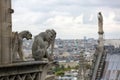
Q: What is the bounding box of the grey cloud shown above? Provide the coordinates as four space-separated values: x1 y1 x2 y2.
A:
113 11 120 24
12 0 120 39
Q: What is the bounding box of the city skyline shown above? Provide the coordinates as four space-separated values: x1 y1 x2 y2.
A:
12 0 120 39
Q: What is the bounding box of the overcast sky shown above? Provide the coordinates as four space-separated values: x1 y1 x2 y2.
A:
12 0 120 39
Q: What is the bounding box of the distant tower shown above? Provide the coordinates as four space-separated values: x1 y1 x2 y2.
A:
77 51 85 80
84 36 87 51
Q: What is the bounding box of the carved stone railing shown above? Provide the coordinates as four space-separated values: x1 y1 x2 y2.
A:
0 61 51 80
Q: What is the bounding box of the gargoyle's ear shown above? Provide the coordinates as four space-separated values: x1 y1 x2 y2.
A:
46 29 51 33
51 29 56 35
26 31 29 33
26 31 30 34
26 31 32 36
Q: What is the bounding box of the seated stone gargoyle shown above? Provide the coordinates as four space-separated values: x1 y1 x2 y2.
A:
32 29 56 61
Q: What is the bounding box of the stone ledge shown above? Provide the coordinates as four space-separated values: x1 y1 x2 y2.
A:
0 61 49 68
0 61 49 77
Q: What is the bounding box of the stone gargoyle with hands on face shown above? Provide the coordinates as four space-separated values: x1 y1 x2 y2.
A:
32 29 56 61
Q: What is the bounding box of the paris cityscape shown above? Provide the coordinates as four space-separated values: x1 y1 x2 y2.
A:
0 0 120 80
22 38 120 80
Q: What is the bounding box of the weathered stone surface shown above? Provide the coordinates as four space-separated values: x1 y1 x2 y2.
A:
0 61 51 80
98 12 103 34
32 29 56 61
12 31 32 61
0 1 56 80
0 0 13 64
90 12 106 80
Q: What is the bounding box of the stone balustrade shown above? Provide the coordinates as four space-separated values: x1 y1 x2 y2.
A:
0 61 51 80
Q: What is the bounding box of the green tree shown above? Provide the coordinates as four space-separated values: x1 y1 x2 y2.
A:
56 71 64 76
61 65 65 70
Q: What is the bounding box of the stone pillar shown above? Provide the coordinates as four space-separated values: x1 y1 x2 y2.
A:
98 12 103 34
98 12 104 48
0 0 13 64
0 3 1 64
91 12 104 80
